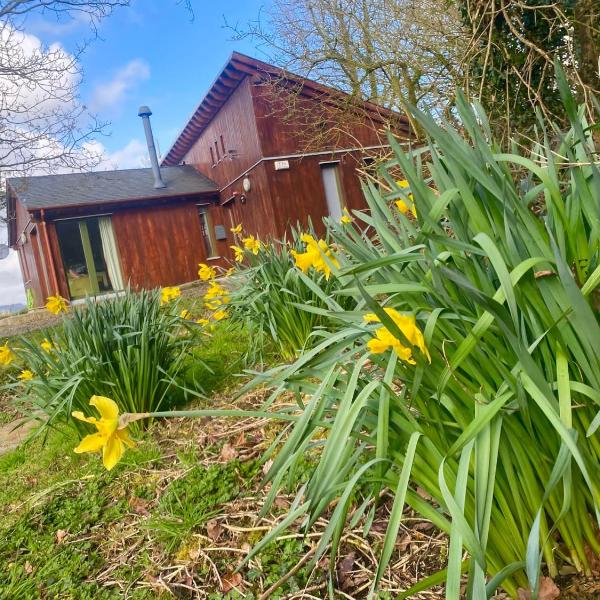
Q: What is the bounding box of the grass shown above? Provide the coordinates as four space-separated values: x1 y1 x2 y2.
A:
0 310 451 599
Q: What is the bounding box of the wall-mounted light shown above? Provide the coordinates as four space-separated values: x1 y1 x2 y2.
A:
242 177 251 193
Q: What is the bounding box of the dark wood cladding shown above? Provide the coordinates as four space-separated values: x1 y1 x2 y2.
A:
12 198 50 307
46 223 70 300
218 162 277 239
111 201 209 289
251 82 394 157
183 77 261 190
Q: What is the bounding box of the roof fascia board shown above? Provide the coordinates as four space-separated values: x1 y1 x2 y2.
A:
18 190 219 216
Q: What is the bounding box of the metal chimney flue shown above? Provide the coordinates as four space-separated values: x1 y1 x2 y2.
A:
138 105 166 189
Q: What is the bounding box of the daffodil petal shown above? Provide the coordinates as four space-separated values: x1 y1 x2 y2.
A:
74 432 106 454
367 338 390 354
116 428 136 448
90 396 119 421
72 411 97 424
102 435 124 470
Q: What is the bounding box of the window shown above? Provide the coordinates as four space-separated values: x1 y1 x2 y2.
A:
198 207 216 257
220 135 226 154
320 162 344 221
209 146 215 166
55 216 123 299
214 140 221 161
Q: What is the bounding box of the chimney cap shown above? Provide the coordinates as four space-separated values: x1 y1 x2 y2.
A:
138 105 152 117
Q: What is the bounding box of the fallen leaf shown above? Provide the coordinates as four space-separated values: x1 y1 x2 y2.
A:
24 561 33 575
55 529 68 544
274 496 289 509
221 571 243 592
206 519 223 541
517 577 560 600
336 552 356 591
235 432 247 446
220 443 237 461
262 459 274 475
397 533 412 551
188 548 201 561
129 496 150 516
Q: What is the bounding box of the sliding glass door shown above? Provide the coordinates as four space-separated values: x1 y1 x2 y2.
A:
55 216 123 299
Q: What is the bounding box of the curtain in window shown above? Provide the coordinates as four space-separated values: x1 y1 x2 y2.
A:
98 217 124 291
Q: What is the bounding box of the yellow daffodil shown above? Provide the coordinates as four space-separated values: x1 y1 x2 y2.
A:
205 282 229 300
195 318 210 326
364 308 430 364
41 339 53 353
46 295 68 315
242 235 261 255
204 281 230 311
395 179 417 217
341 207 353 224
18 369 33 381
230 245 244 263
212 309 228 321
198 263 216 281
72 396 135 470
180 309 191 319
225 267 235 277
230 223 242 235
204 300 220 310
291 233 340 280
160 286 181 305
0 342 14 366
395 199 417 218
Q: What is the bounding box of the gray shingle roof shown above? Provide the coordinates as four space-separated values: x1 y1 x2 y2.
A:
7 165 218 210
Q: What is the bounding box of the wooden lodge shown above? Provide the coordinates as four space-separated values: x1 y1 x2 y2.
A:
7 52 409 307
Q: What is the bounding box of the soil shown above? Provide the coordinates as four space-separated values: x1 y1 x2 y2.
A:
0 416 37 456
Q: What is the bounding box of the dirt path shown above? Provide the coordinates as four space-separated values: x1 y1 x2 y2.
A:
0 416 37 456
0 309 61 340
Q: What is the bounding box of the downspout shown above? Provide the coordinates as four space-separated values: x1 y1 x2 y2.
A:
40 208 60 296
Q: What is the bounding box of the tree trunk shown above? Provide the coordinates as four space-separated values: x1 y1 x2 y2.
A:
573 0 600 94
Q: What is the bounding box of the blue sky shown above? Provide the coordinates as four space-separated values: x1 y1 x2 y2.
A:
29 0 268 164
1 0 269 305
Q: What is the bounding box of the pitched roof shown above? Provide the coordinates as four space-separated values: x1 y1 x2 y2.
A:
7 165 218 211
162 52 410 167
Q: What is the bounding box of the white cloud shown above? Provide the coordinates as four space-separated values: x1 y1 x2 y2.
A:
0 251 26 306
84 138 149 170
89 59 150 113
25 11 92 38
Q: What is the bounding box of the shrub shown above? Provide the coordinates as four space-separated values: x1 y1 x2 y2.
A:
230 226 353 361
248 69 600 598
9 289 192 429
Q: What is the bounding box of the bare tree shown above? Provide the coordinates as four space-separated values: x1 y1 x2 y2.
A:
460 0 600 138
228 0 467 136
0 0 137 229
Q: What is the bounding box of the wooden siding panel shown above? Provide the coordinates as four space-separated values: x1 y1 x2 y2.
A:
112 202 208 289
12 199 49 307
216 161 279 241
263 151 369 237
183 77 262 190
46 222 70 300
251 82 392 157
